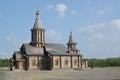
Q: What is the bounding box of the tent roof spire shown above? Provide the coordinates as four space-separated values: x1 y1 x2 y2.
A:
33 10 43 28
68 31 76 44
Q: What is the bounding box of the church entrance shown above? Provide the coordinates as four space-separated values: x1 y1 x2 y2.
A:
40 55 52 70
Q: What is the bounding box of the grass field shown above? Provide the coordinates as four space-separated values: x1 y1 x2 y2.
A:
0 67 120 80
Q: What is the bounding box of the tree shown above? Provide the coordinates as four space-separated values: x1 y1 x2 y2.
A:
88 57 120 68
0 59 10 67
0 59 2 67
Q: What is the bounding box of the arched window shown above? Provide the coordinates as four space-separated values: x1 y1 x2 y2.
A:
64 59 68 66
55 58 59 66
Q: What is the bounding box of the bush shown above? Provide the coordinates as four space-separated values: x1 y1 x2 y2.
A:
73 67 81 70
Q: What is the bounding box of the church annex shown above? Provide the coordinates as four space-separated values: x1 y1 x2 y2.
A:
10 10 88 70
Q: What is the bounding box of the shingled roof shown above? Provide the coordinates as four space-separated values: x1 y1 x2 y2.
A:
45 43 80 56
13 51 26 61
68 32 76 44
33 10 43 29
46 43 67 51
20 43 81 56
22 44 44 55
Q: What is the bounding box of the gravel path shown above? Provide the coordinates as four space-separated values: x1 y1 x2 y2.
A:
0 68 120 80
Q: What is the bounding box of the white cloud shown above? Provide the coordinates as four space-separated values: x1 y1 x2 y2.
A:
97 7 113 15
76 19 120 58
72 10 77 14
46 30 62 43
0 51 7 57
56 3 68 17
46 4 53 10
1 33 29 59
6 33 25 50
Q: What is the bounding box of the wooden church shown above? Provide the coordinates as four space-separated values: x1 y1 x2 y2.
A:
10 10 88 70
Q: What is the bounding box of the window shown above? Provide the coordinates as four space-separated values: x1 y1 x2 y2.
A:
64 59 68 66
32 58 36 66
74 59 78 66
55 58 59 66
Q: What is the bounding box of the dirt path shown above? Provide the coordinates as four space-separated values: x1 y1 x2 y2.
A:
0 68 120 80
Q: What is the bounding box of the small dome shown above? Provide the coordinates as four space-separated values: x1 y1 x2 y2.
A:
36 10 40 15
33 10 43 29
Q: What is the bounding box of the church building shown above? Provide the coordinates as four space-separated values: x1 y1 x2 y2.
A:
10 10 88 70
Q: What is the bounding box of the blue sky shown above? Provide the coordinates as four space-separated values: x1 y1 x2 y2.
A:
0 0 120 59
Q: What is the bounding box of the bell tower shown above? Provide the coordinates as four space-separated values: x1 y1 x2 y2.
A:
67 32 79 54
30 10 45 47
